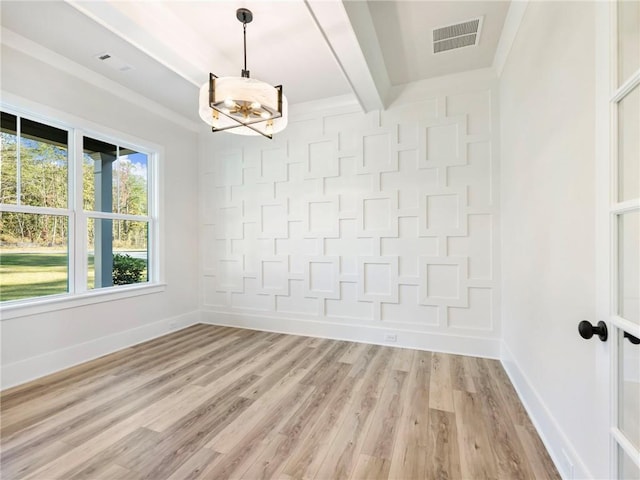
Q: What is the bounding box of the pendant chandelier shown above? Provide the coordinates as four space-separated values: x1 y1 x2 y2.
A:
198 8 288 139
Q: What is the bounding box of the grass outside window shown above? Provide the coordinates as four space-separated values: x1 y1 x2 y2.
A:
0 249 148 302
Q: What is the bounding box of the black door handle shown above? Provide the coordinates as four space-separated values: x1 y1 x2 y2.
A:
624 331 640 345
578 320 608 341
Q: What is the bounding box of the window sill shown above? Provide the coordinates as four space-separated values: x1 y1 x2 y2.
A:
0 283 167 320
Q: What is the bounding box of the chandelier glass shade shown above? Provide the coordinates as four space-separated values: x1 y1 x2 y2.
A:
198 74 288 137
198 8 288 139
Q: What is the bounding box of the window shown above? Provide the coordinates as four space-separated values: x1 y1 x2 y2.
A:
0 109 159 306
83 137 151 290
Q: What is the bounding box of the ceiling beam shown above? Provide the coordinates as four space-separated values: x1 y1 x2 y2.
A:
1 27 202 132
64 0 233 88
304 0 390 112
492 0 529 77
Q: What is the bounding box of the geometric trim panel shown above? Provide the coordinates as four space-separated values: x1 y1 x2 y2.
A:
304 136 339 179
214 255 245 294
357 127 400 174
303 256 340 300
418 115 467 168
357 191 399 238
257 256 289 295
418 256 469 307
418 187 468 237
304 196 340 238
357 256 399 303
259 202 289 239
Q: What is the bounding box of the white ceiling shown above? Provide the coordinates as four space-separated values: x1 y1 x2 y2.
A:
0 0 510 124
369 1 509 84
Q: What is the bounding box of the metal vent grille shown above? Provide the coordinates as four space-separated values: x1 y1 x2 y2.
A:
433 18 482 53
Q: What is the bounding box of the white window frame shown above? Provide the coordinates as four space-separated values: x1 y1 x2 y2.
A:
0 103 164 320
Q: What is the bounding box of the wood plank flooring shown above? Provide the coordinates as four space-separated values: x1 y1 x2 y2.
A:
0 324 560 479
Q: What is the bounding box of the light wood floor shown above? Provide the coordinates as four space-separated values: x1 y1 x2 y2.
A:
1 324 559 479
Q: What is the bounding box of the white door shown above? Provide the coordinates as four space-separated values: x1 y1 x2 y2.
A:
610 1 640 478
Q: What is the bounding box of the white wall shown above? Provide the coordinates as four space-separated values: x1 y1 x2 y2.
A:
499 2 605 478
0 44 200 388
200 70 501 358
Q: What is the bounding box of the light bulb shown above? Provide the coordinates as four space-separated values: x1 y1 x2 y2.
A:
250 102 261 110
223 98 235 108
260 111 271 119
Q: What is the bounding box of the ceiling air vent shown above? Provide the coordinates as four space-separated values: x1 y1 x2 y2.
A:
95 52 133 72
432 17 483 54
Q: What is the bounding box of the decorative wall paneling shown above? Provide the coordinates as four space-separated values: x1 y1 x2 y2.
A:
200 81 499 357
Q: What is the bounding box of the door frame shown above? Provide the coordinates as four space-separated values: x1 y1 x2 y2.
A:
597 1 640 478
595 2 614 475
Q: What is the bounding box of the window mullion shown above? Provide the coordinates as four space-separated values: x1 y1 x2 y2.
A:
74 130 87 294
66 128 76 295
16 116 21 205
150 152 159 284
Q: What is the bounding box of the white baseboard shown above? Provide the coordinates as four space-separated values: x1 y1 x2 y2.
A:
500 341 592 480
201 310 501 359
1 310 201 390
